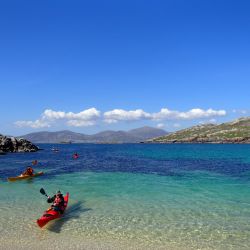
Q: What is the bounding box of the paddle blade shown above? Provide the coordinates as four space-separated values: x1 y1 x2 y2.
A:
40 188 47 196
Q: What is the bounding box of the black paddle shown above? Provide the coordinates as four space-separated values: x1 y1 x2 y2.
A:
40 188 48 197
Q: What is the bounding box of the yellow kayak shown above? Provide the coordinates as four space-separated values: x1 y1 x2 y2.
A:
7 172 44 182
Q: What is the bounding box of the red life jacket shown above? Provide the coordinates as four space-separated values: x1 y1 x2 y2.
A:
27 168 33 175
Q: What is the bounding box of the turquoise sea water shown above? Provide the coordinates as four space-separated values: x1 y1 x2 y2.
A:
1 144 250 249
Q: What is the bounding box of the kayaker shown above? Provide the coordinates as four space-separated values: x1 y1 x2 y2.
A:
73 152 79 159
47 191 65 213
32 160 38 165
22 166 34 176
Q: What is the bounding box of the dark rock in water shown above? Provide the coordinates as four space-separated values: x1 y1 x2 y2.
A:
0 134 38 152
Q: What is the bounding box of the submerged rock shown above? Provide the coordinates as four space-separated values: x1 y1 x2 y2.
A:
0 134 38 152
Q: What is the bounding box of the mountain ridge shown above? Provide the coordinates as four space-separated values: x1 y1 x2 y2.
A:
21 126 168 143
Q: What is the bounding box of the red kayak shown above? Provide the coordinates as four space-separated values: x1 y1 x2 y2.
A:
37 193 69 228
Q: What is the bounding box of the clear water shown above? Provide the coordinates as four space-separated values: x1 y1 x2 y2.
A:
1 144 250 249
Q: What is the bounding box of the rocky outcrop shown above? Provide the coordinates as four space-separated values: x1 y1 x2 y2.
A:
0 134 39 152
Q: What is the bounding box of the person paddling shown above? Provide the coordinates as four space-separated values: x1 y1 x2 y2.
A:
32 160 38 165
47 191 65 214
73 152 79 159
22 166 34 176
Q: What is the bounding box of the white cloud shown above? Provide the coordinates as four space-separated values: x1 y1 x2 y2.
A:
42 108 100 121
157 123 165 129
173 123 181 128
15 120 50 128
15 108 101 128
104 109 151 123
208 118 217 124
152 108 226 121
232 109 248 114
151 108 179 120
67 120 97 127
14 107 227 129
104 108 226 123
199 118 217 125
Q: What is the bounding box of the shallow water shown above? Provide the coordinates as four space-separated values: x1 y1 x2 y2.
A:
1 144 250 249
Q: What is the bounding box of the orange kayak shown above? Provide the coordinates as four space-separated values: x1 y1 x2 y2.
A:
7 172 44 181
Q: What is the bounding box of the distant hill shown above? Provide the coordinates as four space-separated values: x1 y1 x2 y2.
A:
21 130 90 143
21 126 168 143
148 117 250 143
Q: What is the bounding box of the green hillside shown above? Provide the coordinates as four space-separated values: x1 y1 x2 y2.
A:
149 117 250 143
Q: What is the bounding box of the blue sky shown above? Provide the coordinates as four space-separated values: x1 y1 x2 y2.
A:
0 0 249 135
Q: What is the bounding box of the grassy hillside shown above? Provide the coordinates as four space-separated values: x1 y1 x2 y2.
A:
149 117 250 143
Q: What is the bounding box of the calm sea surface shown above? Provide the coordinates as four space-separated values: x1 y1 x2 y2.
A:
1 144 250 249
